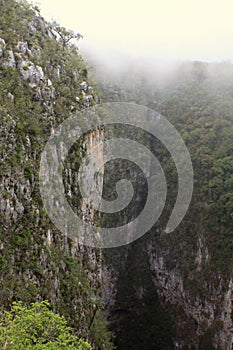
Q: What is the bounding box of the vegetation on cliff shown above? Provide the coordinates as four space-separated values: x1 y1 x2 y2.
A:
0 1 113 349
93 60 233 348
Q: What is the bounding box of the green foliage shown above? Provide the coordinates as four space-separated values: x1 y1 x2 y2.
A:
96 60 233 348
91 311 115 350
0 1 111 349
0 301 92 349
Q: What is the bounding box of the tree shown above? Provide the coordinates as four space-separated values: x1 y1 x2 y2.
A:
51 21 83 50
0 301 92 349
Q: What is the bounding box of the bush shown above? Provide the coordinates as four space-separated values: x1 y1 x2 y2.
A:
0 301 92 349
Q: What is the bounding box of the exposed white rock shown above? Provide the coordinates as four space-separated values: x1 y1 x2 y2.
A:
88 86 93 94
195 235 210 271
7 92 14 102
46 229 52 247
18 59 45 88
25 135 31 147
85 95 93 101
3 50 16 68
80 81 88 91
0 38 6 57
16 41 28 54
31 65 45 86
28 21 37 34
83 94 93 107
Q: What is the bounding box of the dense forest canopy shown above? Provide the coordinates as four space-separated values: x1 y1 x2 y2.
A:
91 59 233 349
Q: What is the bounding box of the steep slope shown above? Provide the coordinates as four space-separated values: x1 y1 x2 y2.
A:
93 61 233 349
0 1 113 348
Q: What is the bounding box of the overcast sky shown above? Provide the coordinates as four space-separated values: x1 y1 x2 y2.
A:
31 0 233 64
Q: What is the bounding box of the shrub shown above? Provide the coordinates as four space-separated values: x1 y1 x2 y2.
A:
0 301 92 349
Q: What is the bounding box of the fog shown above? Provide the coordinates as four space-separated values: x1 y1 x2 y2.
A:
33 0 233 71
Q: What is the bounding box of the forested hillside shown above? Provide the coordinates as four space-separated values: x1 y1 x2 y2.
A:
92 60 233 349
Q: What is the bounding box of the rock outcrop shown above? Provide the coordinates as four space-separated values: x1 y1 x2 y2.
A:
0 1 113 348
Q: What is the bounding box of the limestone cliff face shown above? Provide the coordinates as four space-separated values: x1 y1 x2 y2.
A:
102 234 233 349
148 242 233 349
0 2 113 348
101 196 233 349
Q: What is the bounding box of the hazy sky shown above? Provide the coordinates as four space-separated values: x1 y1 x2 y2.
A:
32 0 233 63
